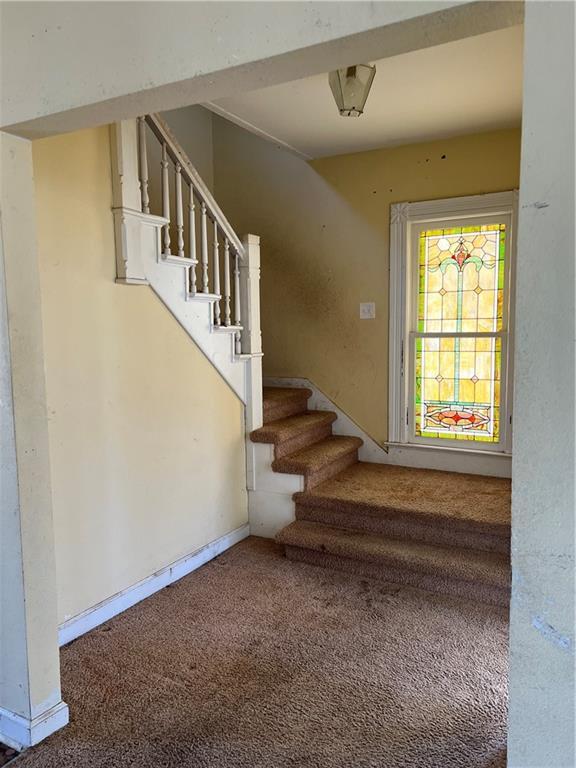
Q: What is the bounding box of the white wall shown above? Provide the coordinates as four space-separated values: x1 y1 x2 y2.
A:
507 3 575 766
0 1 523 138
33 125 248 624
0 131 67 747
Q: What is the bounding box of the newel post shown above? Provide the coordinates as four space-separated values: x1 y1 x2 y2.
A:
240 234 263 432
110 120 166 285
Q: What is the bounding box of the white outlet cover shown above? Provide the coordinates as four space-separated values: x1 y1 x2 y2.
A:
359 302 376 319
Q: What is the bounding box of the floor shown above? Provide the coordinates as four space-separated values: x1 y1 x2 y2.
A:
18 538 508 768
0 744 17 767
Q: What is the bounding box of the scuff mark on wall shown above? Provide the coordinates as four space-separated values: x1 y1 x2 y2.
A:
531 615 573 653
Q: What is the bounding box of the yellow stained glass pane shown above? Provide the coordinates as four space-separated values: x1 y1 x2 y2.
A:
475 381 491 404
439 351 455 378
439 379 454 401
426 293 442 321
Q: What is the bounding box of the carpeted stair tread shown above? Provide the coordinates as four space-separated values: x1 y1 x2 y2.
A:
295 462 510 536
263 386 312 424
273 435 362 476
273 435 362 490
277 520 510 590
251 411 336 445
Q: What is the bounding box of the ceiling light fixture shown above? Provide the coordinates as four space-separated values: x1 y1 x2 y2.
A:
329 64 376 117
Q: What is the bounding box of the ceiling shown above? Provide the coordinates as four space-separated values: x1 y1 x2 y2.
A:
208 26 523 160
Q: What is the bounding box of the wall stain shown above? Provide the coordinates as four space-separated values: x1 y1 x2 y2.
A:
531 615 573 653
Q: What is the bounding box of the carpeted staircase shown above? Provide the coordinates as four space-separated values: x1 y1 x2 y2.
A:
251 387 512 605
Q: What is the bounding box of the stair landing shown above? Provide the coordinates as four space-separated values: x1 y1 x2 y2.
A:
295 462 511 535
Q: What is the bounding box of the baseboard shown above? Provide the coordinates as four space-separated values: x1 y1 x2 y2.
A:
0 701 69 751
263 377 511 478
58 524 250 647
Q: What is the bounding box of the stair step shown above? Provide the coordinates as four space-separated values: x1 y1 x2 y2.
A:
278 521 511 606
296 503 509 553
263 387 312 424
273 435 363 489
294 463 511 543
251 411 337 458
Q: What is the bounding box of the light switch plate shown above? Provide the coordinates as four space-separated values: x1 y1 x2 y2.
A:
359 302 376 319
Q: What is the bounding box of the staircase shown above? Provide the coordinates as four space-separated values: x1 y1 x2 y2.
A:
110 114 263 429
252 387 512 605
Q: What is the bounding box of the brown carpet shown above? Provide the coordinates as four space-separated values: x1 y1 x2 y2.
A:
18 538 508 768
253 388 511 604
295 463 511 533
273 435 363 489
263 386 312 422
251 411 337 458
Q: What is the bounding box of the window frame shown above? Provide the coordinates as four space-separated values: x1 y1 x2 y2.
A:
389 191 518 455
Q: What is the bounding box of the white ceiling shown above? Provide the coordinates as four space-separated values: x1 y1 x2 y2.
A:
208 26 523 160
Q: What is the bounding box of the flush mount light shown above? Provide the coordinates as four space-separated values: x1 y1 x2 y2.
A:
328 64 376 117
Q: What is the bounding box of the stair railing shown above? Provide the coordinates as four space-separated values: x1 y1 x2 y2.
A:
111 115 263 434
137 113 245 354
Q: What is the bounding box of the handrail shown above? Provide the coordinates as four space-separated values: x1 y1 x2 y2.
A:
144 113 245 258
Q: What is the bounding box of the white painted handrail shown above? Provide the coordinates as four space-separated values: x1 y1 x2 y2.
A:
138 113 246 337
143 113 245 258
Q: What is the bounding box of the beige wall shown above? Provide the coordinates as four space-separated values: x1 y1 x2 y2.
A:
213 117 521 444
33 126 248 624
161 106 214 192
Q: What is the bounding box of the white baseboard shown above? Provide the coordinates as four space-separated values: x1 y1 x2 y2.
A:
263 376 511 478
58 524 250 647
0 701 69 751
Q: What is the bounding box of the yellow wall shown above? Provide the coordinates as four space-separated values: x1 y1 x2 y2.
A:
33 126 248 624
214 118 521 444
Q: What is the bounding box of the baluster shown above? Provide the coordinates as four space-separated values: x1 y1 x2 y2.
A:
138 117 150 214
223 239 231 326
234 252 242 354
200 202 209 293
213 221 221 326
188 185 197 295
161 142 171 256
175 163 184 258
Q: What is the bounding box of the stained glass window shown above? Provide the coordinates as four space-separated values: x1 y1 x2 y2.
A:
414 224 506 443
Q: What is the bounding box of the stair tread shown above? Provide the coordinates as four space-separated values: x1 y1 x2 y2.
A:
277 520 510 588
273 435 362 476
251 411 336 444
295 462 510 533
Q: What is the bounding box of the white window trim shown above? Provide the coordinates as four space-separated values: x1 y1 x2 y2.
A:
389 190 518 456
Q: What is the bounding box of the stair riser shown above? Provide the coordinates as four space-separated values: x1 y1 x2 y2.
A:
274 424 334 459
294 505 510 554
285 546 510 607
305 450 360 490
264 399 309 425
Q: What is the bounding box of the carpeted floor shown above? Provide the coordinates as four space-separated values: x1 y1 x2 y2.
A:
18 538 508 768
